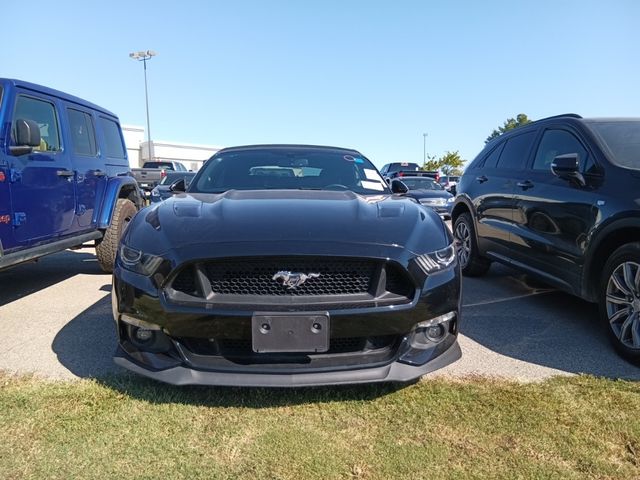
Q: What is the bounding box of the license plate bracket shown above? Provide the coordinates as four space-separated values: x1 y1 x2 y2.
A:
251 313 330 353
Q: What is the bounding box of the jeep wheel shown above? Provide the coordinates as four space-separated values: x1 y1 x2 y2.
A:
453 212 490 276
600 242 640 363
96 199 137 273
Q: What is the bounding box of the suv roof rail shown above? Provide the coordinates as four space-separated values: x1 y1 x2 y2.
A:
535 113 583 122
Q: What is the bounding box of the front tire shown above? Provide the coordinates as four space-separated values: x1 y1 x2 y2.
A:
96 199 137 273
599 242 640 363
453 212 490 276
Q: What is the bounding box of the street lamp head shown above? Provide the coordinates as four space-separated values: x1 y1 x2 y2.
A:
129 50 156 60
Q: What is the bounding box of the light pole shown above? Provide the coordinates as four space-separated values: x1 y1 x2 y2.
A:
129 50 156 161
423 132 428 164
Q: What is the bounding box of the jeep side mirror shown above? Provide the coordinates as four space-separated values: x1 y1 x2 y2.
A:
390 179 408 194
10 118 41 156
551 153 585 186
169 178 186 193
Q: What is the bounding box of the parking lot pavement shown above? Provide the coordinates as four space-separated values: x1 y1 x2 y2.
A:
0 247 638 382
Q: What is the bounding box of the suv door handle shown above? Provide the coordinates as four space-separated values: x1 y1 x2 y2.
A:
517 180 534 190
56 170 75 177
476 175 488 183
94 170 106 177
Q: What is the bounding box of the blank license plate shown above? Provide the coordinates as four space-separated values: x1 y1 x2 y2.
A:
252 313 329 353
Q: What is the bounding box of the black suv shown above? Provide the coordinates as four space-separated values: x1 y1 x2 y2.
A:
452 114 640 361
379 162 421 182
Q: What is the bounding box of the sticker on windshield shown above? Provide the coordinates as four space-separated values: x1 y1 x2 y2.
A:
361 180 384 191
343 155 355 162
353 157 364 164
363 169 382 181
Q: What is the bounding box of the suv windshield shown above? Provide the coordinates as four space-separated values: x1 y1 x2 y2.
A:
190 148 389 194
587 120 640 169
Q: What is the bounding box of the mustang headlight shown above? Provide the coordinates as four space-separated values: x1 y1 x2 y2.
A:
119 244 164 276
446 196 455 203
414 244 456 274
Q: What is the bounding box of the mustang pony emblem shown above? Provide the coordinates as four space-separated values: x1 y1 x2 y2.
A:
272 271 321 289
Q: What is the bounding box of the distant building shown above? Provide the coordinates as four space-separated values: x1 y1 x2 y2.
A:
122 125 223 171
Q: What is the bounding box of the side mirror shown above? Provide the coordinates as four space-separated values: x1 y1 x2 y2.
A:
169 178 186 193
551 153 585 186
10 118 41 156
390 179 408 194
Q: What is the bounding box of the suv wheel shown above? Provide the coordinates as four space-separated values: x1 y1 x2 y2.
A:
96 199 137 273
453 213 491 276
600 243 640 362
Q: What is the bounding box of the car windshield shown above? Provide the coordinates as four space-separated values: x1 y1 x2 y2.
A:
160 172 195 185
587 120 640 169
189 148 389 194
401 178 443 190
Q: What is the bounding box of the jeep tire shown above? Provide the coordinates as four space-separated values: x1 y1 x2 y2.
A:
96 198 137 273
453 212 491 277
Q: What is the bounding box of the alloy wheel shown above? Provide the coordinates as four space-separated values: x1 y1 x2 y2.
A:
454 221 471 268
606 261 640 350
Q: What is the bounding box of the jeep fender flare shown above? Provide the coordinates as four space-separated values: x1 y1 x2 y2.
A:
96 176 143 229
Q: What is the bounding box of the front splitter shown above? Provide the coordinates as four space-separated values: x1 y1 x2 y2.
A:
113 341 461 387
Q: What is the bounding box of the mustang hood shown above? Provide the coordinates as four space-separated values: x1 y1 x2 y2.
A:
126 190 449 259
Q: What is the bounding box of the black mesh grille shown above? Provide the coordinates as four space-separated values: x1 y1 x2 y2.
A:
203 257 377 296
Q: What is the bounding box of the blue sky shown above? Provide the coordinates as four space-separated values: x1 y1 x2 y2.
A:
3 0 638 168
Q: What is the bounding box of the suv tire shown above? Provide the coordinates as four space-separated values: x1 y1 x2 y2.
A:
599 242 640 363
453 213 491 276
96 198 137 273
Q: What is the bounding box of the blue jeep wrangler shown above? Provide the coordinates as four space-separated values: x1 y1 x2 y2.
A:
0 79 143 273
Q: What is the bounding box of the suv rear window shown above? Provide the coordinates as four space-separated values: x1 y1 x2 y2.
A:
588 120 640 169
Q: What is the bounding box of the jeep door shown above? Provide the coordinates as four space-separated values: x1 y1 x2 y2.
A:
510 126 602 293
9 92 76 244
64 106 106 228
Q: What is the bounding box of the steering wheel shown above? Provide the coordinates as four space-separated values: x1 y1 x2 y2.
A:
323 184 350 190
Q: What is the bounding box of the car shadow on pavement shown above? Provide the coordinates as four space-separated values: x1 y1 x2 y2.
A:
460 264 640 380
51 292 407 407
0 248 104 307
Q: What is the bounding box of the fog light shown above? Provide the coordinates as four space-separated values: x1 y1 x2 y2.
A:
135 328 154 342
425 324 446 342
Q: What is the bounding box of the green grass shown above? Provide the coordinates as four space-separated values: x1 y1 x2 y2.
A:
0 374 638 479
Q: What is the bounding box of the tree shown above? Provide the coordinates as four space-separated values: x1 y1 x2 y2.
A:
438 151 465 175
421 155 440 171
486 113 532 143
421 151 465 175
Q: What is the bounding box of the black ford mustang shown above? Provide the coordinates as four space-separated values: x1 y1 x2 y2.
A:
111 145 461 386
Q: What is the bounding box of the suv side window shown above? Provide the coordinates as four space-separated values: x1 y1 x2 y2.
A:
13 95 61 152
480 141 505 169
496 131 536 170
380 164 389 175
99 117 126 158
533 129 593 173
67 109 97 156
